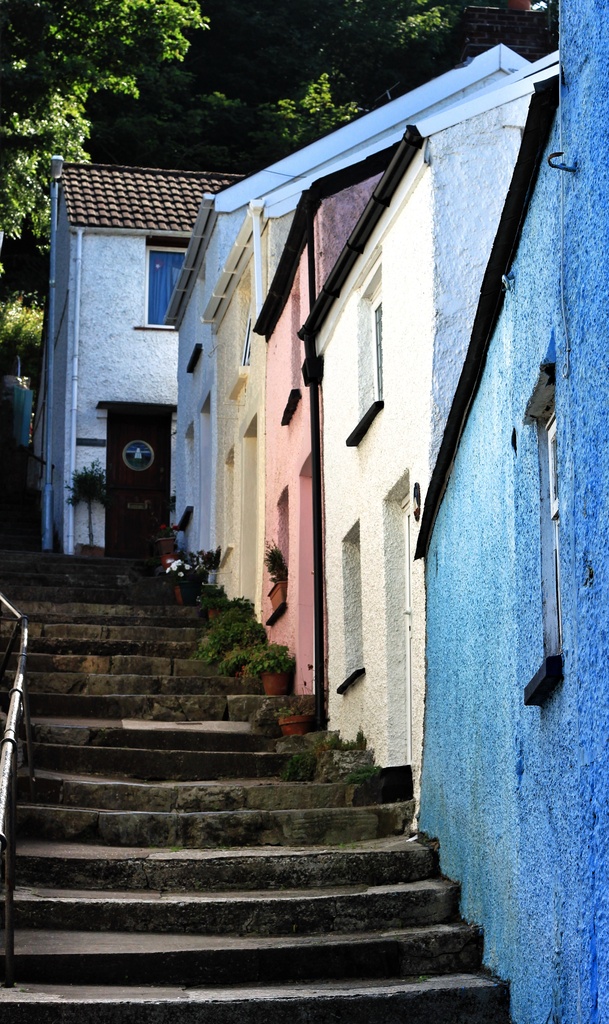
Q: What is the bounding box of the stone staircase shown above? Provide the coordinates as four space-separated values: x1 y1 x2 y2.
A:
0 551 511 1022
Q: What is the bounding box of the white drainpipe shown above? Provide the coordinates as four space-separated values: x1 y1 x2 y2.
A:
249 200 265 317
65 227 84 555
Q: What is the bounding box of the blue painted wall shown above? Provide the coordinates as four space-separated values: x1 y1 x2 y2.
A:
419 7 609 1023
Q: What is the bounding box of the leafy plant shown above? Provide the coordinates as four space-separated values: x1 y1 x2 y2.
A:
345 764 381 785
197 585 231 613
194 611 267 664
218 647 258 677
280 750 317 782
314 729 367 753
245 643 295 676
264 542 288 584
200 547 221 572
276 696 315 719
66 460 109 546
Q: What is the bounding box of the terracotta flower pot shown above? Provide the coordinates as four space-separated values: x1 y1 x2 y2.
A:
278 714 315 736
261 671 292 696
269 580 288 612
155 537 175 555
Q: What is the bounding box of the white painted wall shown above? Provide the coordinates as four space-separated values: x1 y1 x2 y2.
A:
52 202 180 551
320 96 529 799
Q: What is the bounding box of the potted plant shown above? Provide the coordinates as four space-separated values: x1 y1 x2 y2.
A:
245 643 295 696
200 546 222 584
166 552 207 605
66 460 109 556
276 695 315 736
197 584 231 619
264 541 288 611
154 523 177 557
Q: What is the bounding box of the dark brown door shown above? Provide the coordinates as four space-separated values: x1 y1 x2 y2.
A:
105 412 171 558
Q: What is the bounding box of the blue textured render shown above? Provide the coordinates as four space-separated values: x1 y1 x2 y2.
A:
419 7 609 1024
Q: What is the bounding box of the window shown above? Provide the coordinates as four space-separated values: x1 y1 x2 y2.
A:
147 248 185 326
242 317 252 367
545 412 562 651
373 299 383 401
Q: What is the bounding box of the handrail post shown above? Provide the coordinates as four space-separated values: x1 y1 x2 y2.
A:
4 751 16 988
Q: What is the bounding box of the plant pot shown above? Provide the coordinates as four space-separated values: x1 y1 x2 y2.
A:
278 714 315 736
269 580 288 612
174 580 201 606
261 671 292 696
76 544 105 558
207 607 222 620
155 537 175 555
161 553 178 570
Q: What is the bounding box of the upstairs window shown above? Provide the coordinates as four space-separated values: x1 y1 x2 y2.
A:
373 298 383 401
147 247 185 326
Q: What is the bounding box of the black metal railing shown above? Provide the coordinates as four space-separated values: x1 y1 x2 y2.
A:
0 592 35 987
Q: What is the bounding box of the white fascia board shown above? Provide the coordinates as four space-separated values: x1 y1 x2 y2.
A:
416 56 559 140
202 214 254 324
213 45 528 219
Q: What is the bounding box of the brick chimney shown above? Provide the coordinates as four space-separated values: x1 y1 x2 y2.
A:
460 5 554 64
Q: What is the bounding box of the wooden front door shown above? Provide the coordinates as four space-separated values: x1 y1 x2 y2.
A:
106 412 171 558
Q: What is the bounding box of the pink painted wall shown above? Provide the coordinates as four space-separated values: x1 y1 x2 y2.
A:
264 259 314 694
263 173 384 695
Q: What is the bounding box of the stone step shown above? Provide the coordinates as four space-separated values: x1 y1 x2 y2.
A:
0 535 40 551
29 622 201 643
16 602 200 624
30 743 290 781
28 693 230 721
0 975 511 1023
30 720 275 752
12 878 461 935
16 837 434 891
27 637 197 658
23 653 220 676
22 771 354 813
4 924 482 986
17 801 414 847
27 672 262 698
4 585 132 605
0 569 132 588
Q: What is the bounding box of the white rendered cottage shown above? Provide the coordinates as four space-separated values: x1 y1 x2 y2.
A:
35 163 239 557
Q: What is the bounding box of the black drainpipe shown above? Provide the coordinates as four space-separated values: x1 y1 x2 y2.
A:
302 196 326 729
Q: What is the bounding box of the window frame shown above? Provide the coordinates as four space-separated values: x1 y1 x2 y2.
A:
145 245 186 328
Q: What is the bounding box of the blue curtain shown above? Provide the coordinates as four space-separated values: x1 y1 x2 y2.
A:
148 250 185 325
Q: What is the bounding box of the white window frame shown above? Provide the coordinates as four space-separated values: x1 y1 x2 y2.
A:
538 409 562 654
372 296 383 402
145 245 186 327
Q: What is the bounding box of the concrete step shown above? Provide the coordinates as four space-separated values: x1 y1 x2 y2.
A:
16 837 435 891
17 801 414 847
27 672 262 698
30 719 276 752
12 878 461 936
30 743 290 781
0 975 511 1023
28 693 230 721
23 771 353 813
4 585 133 604
0 569 132 588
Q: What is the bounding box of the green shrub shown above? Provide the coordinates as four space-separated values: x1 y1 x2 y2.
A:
245 643 295 675
194 611 267 664
281 750 316 782
345 764 381 785
218 647 258 676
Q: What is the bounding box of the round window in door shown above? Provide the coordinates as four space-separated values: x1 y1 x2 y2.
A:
122 440 155 471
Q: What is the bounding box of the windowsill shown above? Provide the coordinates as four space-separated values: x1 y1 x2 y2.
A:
336 668 366 694
266 601 287 626
187 344 202 373
346 401 384 447
281 389 301 426
229 367 249 401
524 654 563 706
134 325 177 332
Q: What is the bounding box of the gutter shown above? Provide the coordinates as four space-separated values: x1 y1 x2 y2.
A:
414 79 559 560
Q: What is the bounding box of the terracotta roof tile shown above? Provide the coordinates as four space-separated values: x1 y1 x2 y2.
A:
61 163 242 232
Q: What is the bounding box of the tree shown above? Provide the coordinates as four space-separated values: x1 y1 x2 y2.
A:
0 294 43 389
0 0 206 239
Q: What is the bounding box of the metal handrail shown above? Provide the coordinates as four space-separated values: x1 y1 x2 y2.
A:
0 592 35 988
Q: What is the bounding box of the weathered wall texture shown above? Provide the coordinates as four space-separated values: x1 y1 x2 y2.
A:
319 97 529 790
52 214 179 550
420 9 609 1018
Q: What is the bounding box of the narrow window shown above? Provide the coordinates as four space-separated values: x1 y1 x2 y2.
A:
147 248 185 326
546 413 562 649
242 317 252 367
373 300 383 401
